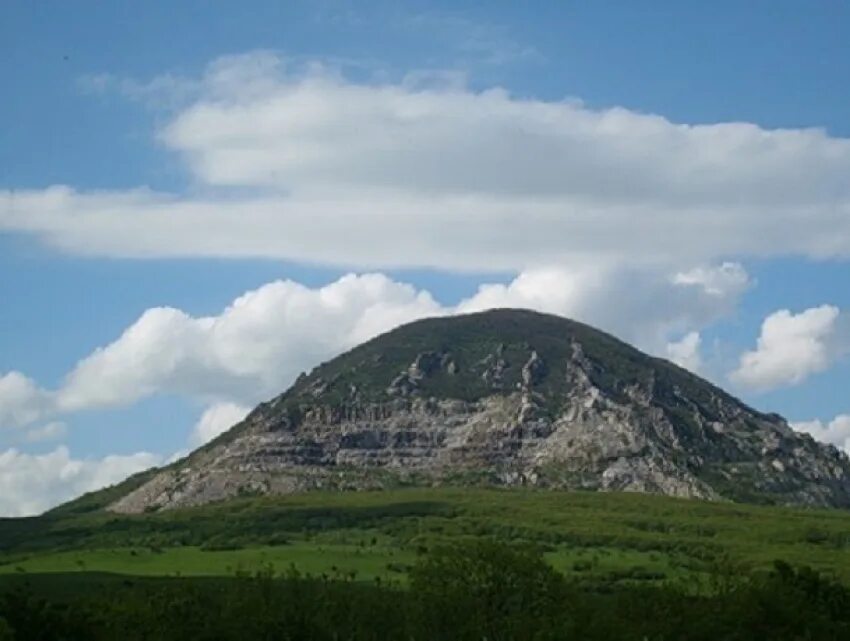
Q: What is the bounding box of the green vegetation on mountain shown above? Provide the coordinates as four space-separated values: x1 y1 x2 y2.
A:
259 308 750 422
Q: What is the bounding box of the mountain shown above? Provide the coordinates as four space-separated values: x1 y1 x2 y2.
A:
108 309 850 513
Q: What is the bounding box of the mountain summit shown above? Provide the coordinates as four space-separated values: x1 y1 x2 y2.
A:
110 309 850 512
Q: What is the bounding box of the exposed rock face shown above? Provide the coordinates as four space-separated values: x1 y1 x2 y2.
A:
109 309 850 513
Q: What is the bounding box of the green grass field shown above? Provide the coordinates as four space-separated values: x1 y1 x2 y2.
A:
2 487 849 588
0 543 413 582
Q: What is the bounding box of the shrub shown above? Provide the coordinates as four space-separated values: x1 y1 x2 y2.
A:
0 617 13 641
409 539 570 641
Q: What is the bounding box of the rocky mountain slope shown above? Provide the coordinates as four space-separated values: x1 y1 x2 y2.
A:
109 309 850 513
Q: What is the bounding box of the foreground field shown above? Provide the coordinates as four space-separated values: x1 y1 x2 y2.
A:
2 487 849 586
1 540 849 640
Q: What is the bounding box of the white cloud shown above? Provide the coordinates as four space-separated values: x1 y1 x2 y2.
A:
0 372 52 430
459 264 749 349
672 262 752 297
0 446 161 517
792 415 850 454
55 273 442 412
57 306 217 411
730 305 842 391
190 403 251 446
666 332 703 373
22 422 67 443
3 53 850 270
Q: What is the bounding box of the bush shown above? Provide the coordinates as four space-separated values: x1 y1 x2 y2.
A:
409 539 570 641
0 617 13 641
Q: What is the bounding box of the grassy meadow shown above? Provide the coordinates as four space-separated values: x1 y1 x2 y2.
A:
2 487 849 587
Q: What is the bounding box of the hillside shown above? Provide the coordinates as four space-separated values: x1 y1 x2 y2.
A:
4 488 850 640
4 488 850 583
91 308 849 512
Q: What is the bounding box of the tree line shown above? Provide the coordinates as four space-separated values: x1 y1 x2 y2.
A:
1 540 849 640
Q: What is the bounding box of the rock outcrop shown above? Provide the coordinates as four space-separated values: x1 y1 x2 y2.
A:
109 309 850 513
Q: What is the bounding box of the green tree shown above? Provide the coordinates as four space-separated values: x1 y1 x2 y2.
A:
410 539 570 641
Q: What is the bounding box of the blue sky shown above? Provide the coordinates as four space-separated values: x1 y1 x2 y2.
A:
1 1 850 515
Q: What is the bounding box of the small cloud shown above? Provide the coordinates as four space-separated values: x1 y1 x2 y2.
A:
673 262 752 297
190 403 251 447
666 332 702 373
730 305 842 391
0 371 53 430
23 422 67 443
